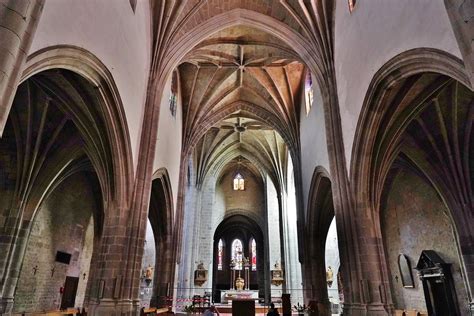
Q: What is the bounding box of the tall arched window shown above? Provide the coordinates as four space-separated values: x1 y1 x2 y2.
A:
233 173 245 191
217 239 224 270
305 70 313 116
348 0 356 12
169 71 178 117
251 238 257 271
231 239 243 270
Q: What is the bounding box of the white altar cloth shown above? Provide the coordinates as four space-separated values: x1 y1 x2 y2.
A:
221 290 259 303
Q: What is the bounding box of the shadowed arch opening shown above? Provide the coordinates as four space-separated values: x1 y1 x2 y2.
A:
143 168 175 308
0 56 130 311
352 48 473 313
212 214 266 300
304 167 341 316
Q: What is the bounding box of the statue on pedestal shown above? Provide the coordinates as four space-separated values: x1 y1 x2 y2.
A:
326 266 334 287
271 260 284 286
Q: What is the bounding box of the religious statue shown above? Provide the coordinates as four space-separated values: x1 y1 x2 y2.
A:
194 261 208 286
144 265 154 286
326 266 334 287
197 261 205 270
235 276 245 291
274 260 281 270
242 256 250 269
271 260 284 286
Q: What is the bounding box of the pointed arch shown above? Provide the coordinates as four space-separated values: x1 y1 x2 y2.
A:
22 45 134 204
148 167 176 307
351 47 474 309
304 166 336 315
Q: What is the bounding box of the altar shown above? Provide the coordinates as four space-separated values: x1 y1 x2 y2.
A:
221 290 259 303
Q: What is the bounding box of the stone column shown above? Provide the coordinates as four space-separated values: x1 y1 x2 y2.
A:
86 201 134 316
280 189 303 305
0 0 44 137
444 0 474 88
0 212 31 314
322 72 392 315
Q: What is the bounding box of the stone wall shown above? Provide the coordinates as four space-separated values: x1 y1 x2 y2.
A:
191 170 267 296
0 122 17 231
382 170 469 314
283 158 303 304
219 171 265 222
13 172 96 313
266 175 282 298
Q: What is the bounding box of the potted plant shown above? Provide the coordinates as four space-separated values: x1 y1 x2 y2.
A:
293 302 313 316
183 304 196 315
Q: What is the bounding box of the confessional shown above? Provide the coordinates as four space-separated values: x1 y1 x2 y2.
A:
415 250 460 316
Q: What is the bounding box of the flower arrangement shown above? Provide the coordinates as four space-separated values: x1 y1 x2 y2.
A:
293 302 313 314
183 304 196 314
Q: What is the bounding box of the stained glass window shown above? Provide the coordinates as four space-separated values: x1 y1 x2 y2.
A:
231 239 243 270
251 238 257 271
217 239 223 270
348 0 356 13
233 173 245 191
305 71 313 116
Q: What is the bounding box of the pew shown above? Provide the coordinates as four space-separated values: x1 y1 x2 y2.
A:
140 307 172 315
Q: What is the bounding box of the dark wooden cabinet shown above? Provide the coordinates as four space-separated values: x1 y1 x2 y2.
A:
415 250 460 316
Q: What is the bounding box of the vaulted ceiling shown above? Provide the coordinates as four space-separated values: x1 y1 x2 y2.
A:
178 26 306 188
149 0 335 189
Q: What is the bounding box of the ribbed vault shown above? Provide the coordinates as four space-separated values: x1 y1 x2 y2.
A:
180 25 306 192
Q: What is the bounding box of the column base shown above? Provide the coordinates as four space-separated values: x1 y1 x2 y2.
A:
88 298 139 316
342 302 391 316
0 297 14 315
307 299 331 316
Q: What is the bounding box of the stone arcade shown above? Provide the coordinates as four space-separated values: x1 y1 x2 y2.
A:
0 1 473 315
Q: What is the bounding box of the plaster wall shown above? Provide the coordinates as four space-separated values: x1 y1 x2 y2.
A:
13 173 96 313
153 73 183 213
299 82 330 216
334 0 462 169
29 0 151 170
382 170 469 314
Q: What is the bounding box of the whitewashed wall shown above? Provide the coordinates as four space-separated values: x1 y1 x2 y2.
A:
30 0 151 171
299 82 330 217
334 0 462 169
153 73 183 212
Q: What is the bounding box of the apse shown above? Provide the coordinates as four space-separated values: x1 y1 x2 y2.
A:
174 24 307 306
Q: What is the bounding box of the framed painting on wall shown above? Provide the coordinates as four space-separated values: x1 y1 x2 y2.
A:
398 254 414 288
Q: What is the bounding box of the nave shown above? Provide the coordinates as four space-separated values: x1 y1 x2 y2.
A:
0 1 473 315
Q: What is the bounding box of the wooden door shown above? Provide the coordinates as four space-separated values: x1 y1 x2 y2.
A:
60 276 79 310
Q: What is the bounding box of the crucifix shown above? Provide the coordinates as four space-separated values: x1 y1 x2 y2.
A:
51 266 55 278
